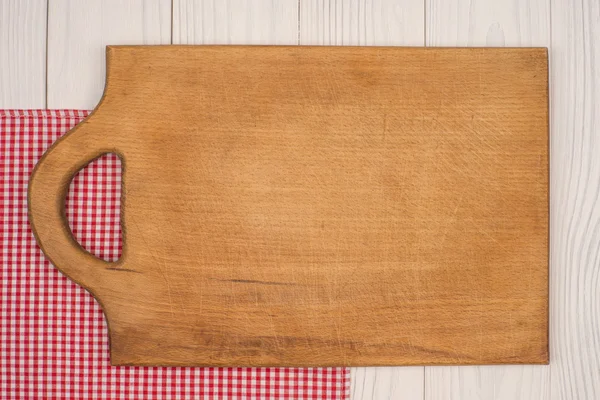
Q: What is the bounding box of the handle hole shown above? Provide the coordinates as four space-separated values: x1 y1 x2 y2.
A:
65 153 122 262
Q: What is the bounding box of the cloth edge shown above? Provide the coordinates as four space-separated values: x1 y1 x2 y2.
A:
0 109 89 119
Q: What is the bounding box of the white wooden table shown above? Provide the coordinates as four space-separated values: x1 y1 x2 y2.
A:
1 1 598 399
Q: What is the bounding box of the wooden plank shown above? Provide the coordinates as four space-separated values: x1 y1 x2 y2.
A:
299 0 423 45
424 0 551 399
299 1 425 397
352 367 424 400
426 366 549 399
29 45 548 367
172 0 299 45
0 0 46 108
47 0 171 109
550 0 600 398
426 0 549 46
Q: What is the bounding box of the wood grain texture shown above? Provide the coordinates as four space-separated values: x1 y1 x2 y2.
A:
426 366 549 399
550 0 600 398
426 0 549 47
352 367 425 400
47 0 171 109
300 1 426 396
299 0 424 45
0 0 46 108
425 0 551 398
29 46 548 367
172 0 298 45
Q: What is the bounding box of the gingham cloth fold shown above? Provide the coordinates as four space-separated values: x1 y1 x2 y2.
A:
0 110 349 400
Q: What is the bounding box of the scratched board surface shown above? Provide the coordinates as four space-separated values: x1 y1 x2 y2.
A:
28 46 548 367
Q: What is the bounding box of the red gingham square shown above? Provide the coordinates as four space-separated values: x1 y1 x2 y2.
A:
0 110 350 400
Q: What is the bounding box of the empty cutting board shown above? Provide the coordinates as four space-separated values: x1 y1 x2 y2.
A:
28 46 548 366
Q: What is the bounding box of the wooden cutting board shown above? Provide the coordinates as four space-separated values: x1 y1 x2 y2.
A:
28 46 548 367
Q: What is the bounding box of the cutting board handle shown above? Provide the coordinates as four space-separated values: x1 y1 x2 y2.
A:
28 117 121 289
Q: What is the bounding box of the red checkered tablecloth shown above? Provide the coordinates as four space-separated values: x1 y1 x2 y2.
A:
0 110 349 400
